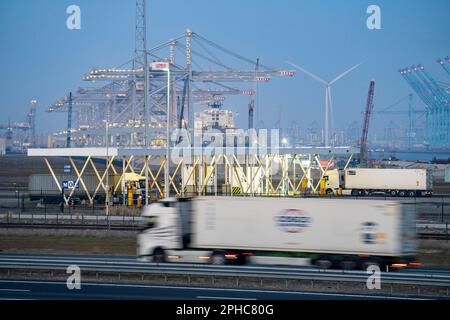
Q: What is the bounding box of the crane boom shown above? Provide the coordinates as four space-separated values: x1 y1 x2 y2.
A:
360 81 375 167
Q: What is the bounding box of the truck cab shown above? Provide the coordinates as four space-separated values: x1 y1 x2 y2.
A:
137 198 203 263
324 169 343 195
137 198 182 260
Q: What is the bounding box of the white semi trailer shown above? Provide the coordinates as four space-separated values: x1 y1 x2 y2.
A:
137 197 417 270
324 168 433 197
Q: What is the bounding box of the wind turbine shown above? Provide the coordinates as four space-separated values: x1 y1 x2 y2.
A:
287 61 362 147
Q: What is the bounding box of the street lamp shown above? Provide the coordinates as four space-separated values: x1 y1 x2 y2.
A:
104 119 110 218
151 61 171 199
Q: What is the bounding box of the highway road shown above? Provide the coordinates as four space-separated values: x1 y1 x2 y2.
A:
0 280 431 300
0 253 449 300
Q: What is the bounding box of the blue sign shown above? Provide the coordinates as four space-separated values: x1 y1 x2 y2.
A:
62 180 79 189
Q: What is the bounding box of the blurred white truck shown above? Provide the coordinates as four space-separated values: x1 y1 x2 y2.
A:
137 197 417 270
324 168 433 197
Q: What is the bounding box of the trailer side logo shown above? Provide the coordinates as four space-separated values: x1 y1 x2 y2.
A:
274 209 312 233
360 222 385 244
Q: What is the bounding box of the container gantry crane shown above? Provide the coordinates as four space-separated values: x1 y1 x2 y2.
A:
44 0 295 147
46 30 294 147
372 94 425 147
399 60 449 148
437 57 450 76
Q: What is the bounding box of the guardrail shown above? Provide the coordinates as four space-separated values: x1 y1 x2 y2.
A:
0 222 448 241
0 222 140 231
1 197 450 223
0 211 142 229
1 255 450 289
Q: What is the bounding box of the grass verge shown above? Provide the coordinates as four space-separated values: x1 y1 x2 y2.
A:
0 229 137 256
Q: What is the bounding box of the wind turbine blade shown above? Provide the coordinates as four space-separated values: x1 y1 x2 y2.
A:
286 61 328 85
329 62 363 85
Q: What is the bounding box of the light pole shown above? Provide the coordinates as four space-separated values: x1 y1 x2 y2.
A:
144 39 149 206
151 61 171 198
105 120 109 218
166 66 170 198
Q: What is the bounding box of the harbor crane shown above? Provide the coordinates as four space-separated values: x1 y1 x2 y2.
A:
248 58 259 129
46 27 294 147
437 56 450 76
360 80 375 167
399 60 449 148
372 94 425 148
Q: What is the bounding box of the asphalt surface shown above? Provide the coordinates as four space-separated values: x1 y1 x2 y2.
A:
0 253 450 300
0 280 431 300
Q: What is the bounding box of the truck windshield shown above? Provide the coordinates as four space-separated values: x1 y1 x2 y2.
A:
142 216 157 230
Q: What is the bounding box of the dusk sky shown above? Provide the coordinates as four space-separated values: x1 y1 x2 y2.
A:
0 0 449 138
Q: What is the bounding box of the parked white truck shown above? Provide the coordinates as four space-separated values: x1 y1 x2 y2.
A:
324 168 433 197
137 197 417 270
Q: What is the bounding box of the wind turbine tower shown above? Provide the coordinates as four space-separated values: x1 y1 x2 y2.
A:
288 61 361 147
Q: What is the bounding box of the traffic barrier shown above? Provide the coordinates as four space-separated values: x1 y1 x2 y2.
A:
232 187 242 195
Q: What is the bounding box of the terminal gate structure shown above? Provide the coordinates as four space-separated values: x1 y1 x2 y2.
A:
28 146 358 205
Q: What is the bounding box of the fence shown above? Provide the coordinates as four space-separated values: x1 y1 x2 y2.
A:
1 191 450 224
0 191 143 229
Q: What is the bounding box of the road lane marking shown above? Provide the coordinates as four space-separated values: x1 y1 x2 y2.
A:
0 289 30 292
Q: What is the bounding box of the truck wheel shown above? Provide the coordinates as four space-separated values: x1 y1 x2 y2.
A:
399 190 406 197
389 190 398 197
210 251 226 265
235 254 247 265
340 260 357 270
314 257 333 269
408 191 416 197
326 189 334 195
153 248 166 263
361 260 380 271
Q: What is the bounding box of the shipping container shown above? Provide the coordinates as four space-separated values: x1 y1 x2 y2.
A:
324 168 432 196
28 174 107 202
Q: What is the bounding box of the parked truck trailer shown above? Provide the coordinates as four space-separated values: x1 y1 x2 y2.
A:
324 168 432 197
137 196 417 270
29 173 147 203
